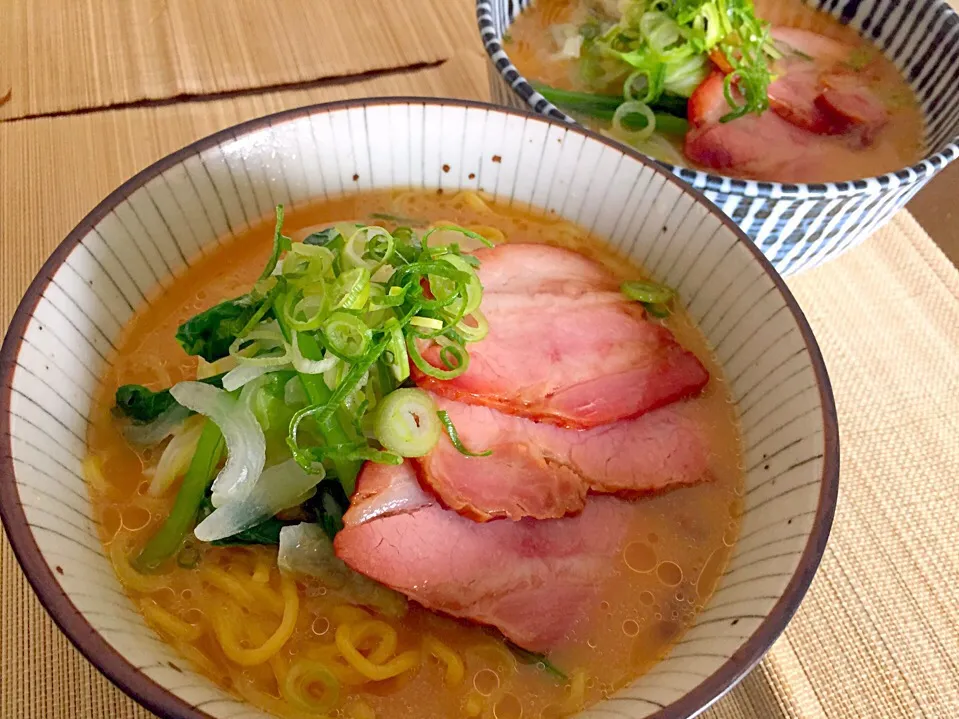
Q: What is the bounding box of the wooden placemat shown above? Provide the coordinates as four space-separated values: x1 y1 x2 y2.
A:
3 3 959 717
0 0 457 121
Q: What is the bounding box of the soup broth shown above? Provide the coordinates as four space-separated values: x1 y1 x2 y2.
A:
87 190 744 718
505 0 925 182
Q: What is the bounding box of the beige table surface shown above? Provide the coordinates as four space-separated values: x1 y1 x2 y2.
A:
2 2 959 718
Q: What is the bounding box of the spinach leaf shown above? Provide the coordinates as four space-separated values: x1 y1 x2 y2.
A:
175 295 262 362
115 372 226 423
303 227 340 247
316 480 349 540
135 420 224 570
174 207 292 363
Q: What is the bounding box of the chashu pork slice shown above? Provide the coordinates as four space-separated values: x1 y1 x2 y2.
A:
334 461 631 650
414 244 709 429
416 394 711 521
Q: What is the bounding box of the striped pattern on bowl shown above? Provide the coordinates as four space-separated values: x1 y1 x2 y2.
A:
477 0 959 275
0 100 838 719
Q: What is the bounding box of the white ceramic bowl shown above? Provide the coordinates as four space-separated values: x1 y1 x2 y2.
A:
0 99 838 719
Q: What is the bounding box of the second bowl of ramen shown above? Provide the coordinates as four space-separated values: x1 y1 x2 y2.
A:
478 0 959 274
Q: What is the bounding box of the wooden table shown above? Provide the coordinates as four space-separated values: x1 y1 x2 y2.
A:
2 2 958 718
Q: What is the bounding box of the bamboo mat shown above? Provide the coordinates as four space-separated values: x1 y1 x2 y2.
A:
3 3 959 718
0 0 456 121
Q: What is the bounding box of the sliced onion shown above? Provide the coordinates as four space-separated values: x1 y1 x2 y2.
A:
278 523 407 617
194 460 321 542
291 331 339 374
221 363 285 392
453 309 489 342
169 381 266 507
148 415 205 496
122 403 190 446
373 388 441 458
613 101 657 143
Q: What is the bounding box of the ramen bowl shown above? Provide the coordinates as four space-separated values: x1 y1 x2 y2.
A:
478 0 959 275
0 99 837 719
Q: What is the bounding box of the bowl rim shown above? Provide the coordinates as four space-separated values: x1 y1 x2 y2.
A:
475 0 959 199
0 96 839 719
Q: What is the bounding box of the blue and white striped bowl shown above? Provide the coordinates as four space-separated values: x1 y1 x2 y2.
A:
477 0 959 275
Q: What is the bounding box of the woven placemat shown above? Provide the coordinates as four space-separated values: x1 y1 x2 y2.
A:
0 0 457 121
3 9 959 719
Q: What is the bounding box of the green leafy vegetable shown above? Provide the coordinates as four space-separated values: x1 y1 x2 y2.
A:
437 410 493 457
304 227 340 247
115 372 226 423
316 480 349 540
175 297 263 362
504 639 568 681
135 420 224 571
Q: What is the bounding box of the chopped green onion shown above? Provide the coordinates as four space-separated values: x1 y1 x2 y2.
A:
385 320 410 382
331 267 371 310
437 410 492 457
621 279 675 305
407 334 470 380
410 316 445 331
373 388 442 458
322 311 372 361
260 205 292 280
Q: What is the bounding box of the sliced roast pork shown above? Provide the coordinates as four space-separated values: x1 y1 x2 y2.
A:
416 394 710 521
414 244 709 429
686 72 837 182
334 461 631 650
768 28 888 142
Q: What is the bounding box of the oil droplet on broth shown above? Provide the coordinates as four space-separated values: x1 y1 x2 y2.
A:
697 549 727 599
623 541 657 573
474 668 500 697
647 532 659 543
494 693 523 719
639 591 655 606
723 525 738 547
100 506 122 541
656 561 683 587
122 506 152 532
622 619 640 637
311 616 331 636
